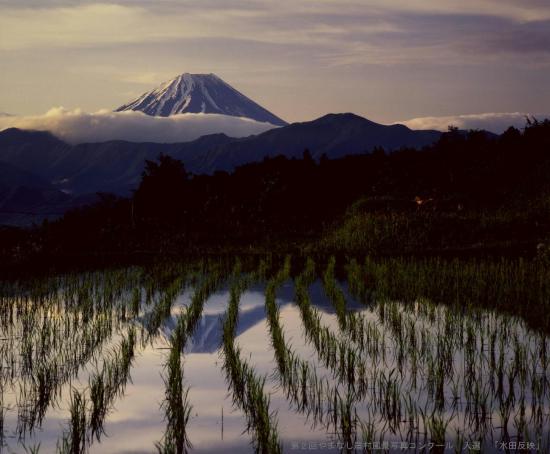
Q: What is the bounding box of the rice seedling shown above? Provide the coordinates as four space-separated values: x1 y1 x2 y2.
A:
21 442 41 454
264 258 334 424
156 335 193 454
221 268 282 453
57 389 87 454
322 256 348 330
89 328 136 442
426 411 450 453
293 259 365 397
156 261 229 453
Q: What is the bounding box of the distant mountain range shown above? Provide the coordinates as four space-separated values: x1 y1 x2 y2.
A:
194 113 442 172
0 112 442 225
116 73 288 126
0 113 441 190
0 157 96 226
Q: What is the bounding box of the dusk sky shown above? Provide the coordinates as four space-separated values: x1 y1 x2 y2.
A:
1 0 549 128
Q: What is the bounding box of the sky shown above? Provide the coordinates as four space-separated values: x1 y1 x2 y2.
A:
1 0 549 129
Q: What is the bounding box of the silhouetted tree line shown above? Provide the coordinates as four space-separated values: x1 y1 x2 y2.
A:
2 118 550 266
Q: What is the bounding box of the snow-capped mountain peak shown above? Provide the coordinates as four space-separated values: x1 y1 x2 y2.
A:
115 73 287 126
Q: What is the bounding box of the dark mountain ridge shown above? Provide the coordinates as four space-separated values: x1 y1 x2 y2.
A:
0 113 442 192
0 113 443 224
0 159 96 226
192 113 441 172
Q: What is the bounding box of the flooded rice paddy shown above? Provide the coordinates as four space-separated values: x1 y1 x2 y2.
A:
0 258 549 453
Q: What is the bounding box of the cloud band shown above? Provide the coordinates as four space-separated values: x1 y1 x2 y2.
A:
0 108 278 144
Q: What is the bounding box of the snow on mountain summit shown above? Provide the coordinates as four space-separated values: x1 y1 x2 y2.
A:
115 73 287 126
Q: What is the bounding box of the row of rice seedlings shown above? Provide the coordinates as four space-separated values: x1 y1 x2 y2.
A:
0 261 213 447
141 261 219 337
156 330 193 454
356 287 548 448
295 259 366 450
144 274 188 335
88 328 136 442
265 258 330 417
345 258 368 303
0 266 151 445
51 327 139 453
264 256 291 379
171 263 226 351
0 263 182 449
361 256 550 333
57 389 87 454
375 303 482 443
54 262 218 453
221 268 282 453
322 256 349 331
2 256 550 450
321 257 383 358
293 259 364 395
287 256 550 449
156 260 227 453
277 259 360 446
11 303 120 438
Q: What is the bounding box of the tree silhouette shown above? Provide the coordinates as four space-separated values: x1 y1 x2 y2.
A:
3 117 550 269
134 154 188 226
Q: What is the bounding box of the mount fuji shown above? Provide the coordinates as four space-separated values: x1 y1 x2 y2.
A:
115 73 287 126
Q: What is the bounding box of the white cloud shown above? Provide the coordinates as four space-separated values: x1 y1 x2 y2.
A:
400 112 550 134
0 107 278 144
